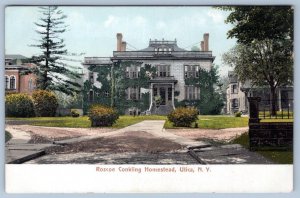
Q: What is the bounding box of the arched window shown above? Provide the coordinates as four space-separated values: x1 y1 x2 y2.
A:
28 78 33 90
10 76 16 90
88 90 94 102
5 76 9 89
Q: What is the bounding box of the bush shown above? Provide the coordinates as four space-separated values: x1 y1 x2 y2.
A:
88 105 119 127
32 90 58 117
235 112 242 117
71 109 80 117
5 93 35 117
168 107 199 127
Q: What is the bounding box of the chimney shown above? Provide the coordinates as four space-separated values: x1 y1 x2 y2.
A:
116 33 123 51
200 41 204 51
121 41 127 51
203 33 209 51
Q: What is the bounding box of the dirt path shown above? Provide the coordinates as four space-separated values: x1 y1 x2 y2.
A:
165 127 248 142
6 125 116 142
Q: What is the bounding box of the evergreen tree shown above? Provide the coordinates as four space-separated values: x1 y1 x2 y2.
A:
30 6 82 95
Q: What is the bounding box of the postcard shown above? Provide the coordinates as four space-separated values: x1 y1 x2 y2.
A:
4 5 293 193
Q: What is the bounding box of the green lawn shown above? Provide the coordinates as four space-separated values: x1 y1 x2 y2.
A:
7 115 248 129
5 131 12 143
6 115 166 128
231 133 293 164
164 116 249 129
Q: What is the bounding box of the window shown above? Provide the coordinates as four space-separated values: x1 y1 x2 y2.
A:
5 76 9 89
89 72 94 83
88 90 94 102
104 91 109 97
126 66 140 79
156 65 170 77
126 87 140 100
168 48 172 54
231 84 238 94
184 65 199 78
28 78 33 90
185 86 200 100
232 99 238 108
10 76 16 89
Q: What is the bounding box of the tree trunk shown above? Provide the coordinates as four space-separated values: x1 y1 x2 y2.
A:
270 86 277 116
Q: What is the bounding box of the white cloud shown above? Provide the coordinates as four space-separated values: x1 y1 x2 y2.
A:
133 16 147 26
156 21 166 29
207 10 225 24
104 15 119 28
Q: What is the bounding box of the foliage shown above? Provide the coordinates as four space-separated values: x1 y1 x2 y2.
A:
56 91 83 109
221 6 293 116
235 112 242 117
167 107 199 127
32 90 59 117
5 131 12 143
231 132 293 164
88 105 119 127
182 65 224 115
29 6 82 95
7 115 166 128
5 93 35 117
164 115 248 129
223 40 293 115
71 109 80 117
218 6 293 44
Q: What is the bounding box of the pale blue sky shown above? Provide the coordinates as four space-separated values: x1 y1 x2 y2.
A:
5 6 236 76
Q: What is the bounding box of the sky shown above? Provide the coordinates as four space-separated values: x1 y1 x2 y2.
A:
5 6 237 76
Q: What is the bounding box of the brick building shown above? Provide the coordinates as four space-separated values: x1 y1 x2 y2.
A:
5 54 37 94
82 33 215 115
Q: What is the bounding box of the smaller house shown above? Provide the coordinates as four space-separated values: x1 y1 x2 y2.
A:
5 54 37 94
226 71 293 114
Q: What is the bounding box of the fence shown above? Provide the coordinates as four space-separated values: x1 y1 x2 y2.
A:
259 99 293 120
248 97 293 150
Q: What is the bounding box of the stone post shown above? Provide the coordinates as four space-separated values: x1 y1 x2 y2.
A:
248 97 261 123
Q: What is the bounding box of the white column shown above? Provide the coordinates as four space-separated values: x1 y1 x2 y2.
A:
149 83 153 111
172 83 175 109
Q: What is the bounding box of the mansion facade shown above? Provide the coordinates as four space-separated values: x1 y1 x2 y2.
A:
82 33 215 115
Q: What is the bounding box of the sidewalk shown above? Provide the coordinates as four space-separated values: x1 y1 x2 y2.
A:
5 126 53 163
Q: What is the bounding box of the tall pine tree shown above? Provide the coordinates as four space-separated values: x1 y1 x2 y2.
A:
30 6 81 95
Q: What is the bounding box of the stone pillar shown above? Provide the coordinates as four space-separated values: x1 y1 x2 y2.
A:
248 97 261 123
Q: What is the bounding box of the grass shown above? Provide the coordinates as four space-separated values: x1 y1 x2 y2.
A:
164 115 249 129
231 133 293 164
6 115 166 129
5 131 12 143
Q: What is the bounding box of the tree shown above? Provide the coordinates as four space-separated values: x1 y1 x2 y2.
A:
30 6 82 95
223 40 293 115
220 6 294 115
219 6 293 44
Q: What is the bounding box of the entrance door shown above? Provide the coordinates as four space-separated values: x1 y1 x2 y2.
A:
159 87 166 105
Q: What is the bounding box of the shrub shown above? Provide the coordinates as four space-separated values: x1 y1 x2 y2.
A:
71 109 80 117
32 90 58 117
5 93 35 117
168 107 199 127
88 105 119 127
235 112 242 117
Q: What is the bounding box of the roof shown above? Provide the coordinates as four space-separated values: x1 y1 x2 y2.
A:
5 54 28 60
139 39 186 52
